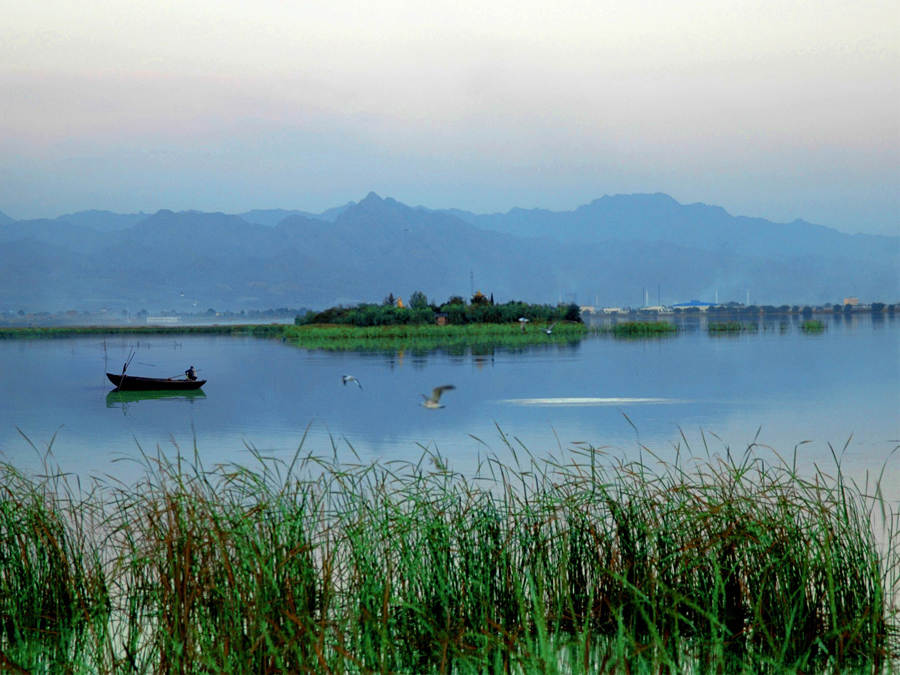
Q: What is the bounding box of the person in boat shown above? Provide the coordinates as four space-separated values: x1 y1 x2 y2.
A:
185 366 198 381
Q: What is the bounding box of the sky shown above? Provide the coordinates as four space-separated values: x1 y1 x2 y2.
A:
1 0 898 235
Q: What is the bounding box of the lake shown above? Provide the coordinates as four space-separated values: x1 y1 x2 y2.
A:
1 314 898 495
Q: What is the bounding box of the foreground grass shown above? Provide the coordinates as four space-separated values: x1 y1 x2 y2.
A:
1 441 897 674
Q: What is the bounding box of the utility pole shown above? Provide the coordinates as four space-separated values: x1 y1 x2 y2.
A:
470 270 474 296
747 290 750 306
657 284 660 307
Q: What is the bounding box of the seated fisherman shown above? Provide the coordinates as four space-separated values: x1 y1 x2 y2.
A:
185 365 198 381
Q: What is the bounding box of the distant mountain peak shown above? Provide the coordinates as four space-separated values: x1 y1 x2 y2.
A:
0 210 16 225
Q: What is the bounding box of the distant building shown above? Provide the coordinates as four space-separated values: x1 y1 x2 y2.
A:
843 297 859 306
672 300 712 312
146 316 180 325
435 313 448 326
602 307 624 314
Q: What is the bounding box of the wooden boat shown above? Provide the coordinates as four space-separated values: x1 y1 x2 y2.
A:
106 373 206 391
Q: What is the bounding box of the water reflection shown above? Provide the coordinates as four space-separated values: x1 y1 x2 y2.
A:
0 315 896 497
105 389 207 415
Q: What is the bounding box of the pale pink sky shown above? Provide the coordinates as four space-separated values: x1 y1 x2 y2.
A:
1 0 897 234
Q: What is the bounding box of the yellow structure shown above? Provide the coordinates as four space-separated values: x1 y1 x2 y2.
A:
843 297 859 306
396 297 404 308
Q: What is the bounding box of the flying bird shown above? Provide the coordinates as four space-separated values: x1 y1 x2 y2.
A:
544 322 557 335
518 317 530 333
422 385 455 409
342 374 362 389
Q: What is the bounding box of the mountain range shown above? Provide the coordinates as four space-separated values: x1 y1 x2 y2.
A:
0 193 896 313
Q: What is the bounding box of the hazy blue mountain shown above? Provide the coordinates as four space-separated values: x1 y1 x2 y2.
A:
0 193 896 313
238 201 356 226
238 209 307 226
0 211 16 226
52 210 148 232
0 219 110 253
440 193 895 262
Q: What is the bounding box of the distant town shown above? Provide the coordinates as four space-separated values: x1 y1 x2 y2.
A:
0 296 896 329
579 297 896 316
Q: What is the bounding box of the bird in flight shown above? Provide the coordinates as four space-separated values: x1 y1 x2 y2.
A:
544 322 557 335
342 374 362 389
422 385 455 409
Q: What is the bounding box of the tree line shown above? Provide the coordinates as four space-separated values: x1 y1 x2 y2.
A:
295 291 582 326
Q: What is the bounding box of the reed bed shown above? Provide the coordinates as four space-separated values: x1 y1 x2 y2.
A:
283 322 587 352
802 320 827 333
591 322 678 338
1 442 897 674
708 322 760 334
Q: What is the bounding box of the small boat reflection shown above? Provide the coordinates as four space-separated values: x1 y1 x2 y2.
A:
106 389 207 413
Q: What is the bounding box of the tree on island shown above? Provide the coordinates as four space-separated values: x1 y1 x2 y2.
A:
409 291 429 310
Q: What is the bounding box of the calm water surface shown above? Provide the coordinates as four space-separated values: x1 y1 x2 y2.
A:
1 315 898 493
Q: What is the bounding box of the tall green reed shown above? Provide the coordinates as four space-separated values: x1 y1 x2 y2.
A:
1 437 897 673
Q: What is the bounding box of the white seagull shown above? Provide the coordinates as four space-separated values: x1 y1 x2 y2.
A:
544 322 557 336
422 385 455 409
518 317 530 333
342 374 362 389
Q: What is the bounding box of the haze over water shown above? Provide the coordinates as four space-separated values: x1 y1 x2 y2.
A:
1 315 897 496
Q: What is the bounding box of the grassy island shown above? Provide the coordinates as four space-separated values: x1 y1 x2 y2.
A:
591 321 678 338
1 445 896 674
284 321 587 352
0 320 588 352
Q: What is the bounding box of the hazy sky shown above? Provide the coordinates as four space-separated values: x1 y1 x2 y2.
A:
1 0 897 234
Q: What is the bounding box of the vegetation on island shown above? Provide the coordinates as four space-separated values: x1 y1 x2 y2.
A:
1 442 896 674
295 291 583 326
283 322 587 352
283 292 587 351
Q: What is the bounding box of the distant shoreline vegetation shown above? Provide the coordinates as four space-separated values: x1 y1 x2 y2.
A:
0 324 288 340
